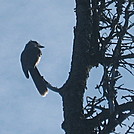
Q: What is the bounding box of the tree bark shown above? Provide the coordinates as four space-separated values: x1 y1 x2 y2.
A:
60 0 94 133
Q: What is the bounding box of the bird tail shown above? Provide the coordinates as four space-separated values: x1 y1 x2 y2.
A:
29 67 48 96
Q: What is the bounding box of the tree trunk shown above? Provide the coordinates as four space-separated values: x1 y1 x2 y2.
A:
60 0 95 133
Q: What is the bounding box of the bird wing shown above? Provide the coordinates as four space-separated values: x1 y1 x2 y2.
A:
20 50 29 78
20 47 42 79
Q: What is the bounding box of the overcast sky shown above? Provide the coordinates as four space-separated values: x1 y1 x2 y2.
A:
0 1 75 134
0 1 133 134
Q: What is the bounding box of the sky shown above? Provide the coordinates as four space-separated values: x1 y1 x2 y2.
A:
0 1 133 134
0 1 75 134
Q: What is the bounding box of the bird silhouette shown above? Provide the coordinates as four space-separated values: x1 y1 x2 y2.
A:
21 40 48 96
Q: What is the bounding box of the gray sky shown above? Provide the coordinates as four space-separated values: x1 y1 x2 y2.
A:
0 1 133 134
0 1 74 134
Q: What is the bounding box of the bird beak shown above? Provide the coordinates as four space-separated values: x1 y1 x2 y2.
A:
38 45 45 48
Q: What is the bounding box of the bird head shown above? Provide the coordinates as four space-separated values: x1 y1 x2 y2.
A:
25 40 44 49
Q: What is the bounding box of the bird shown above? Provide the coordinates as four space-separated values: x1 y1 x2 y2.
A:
21 40 44 78
20 40 48 96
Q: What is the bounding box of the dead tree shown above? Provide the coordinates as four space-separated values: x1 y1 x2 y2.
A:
59 0 134 133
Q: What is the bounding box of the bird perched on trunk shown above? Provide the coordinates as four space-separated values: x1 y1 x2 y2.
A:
20 40 48 96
